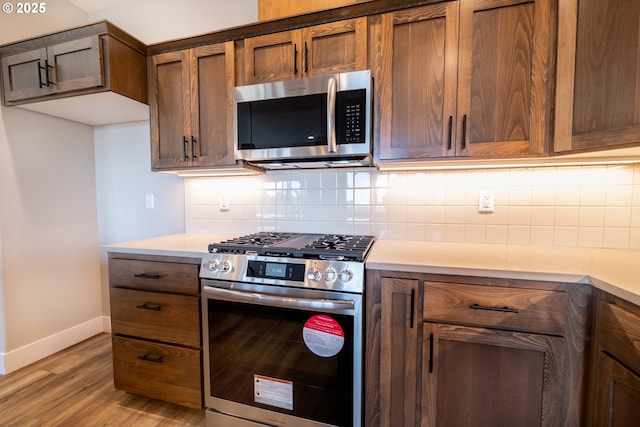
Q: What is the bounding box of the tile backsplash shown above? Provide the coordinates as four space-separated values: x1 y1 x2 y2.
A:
185 164 640 249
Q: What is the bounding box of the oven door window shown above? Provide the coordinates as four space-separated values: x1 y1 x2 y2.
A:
207 299 353 426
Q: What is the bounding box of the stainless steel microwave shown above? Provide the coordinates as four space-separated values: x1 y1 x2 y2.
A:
233 70 372 170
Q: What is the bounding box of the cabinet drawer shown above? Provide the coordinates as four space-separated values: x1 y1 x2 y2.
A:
109 258 199 295
112 335 202 409
599 302 640 375
110 287 200 348
423 281 567 336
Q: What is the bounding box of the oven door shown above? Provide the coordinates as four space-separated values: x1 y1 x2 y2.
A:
201 280 363 427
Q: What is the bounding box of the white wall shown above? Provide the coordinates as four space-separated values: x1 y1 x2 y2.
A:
87 0 259 44
0 0 95 370
94 122 185 314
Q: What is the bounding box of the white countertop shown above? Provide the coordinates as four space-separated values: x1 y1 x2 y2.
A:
368 240 640 306
104 233 234 258
104 234 640 306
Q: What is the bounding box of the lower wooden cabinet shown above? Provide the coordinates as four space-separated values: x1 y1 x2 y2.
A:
589 298 640 426
379 277 419 427
108 253 202 409
366 270 591 427
422 323 564 426
112 335 202 409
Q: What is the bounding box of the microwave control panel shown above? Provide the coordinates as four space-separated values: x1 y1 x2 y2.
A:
337 89 366 144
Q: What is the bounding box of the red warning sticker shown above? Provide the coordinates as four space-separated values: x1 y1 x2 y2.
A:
303 314 345 357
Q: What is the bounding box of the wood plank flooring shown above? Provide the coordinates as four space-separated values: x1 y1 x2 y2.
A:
0 333 205 427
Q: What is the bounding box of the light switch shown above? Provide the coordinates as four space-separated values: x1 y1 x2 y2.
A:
220 193 230 211
145 193 155 209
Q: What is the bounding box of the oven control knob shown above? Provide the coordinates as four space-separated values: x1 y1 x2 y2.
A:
219 260 233 274
206 258 220 272
324 266 337 282
308 266 322 282
339 268 354 283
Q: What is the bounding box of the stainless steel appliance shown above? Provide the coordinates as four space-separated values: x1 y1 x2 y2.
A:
233 70 372 170
200 232 375 427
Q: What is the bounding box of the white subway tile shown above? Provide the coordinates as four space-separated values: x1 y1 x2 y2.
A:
578 227 604 248
183 165 637 250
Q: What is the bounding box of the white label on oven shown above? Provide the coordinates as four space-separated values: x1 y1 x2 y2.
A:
303 314 345 357
254 374 293 411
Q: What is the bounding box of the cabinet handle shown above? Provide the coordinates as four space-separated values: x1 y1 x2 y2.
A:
37 60 45 88
293 43 298 75
135 303 161 312
303 41 309 74
44 59 55 86
137 354 163 364
183 136 188 160
428 333 434 373
469 303 519 314
191 136 197 159
447 115 453 150
461 114 467 149
134 273 161 280
409 288 415 329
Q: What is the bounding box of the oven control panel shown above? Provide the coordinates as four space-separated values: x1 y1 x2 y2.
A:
247 260 307 282
200 254 365 292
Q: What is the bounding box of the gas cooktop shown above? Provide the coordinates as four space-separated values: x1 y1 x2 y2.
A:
208 232 375 262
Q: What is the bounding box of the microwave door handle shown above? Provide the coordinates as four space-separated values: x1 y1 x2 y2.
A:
327 77 337 153
203 285 355 313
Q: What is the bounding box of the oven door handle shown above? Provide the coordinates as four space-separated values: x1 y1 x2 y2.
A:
203 285 355 312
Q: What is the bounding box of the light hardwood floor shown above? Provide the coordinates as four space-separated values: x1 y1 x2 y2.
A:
0 333 205 426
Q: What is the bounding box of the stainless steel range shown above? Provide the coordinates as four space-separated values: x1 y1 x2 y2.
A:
200 232 375 427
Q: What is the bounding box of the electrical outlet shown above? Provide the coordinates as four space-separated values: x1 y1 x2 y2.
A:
220 193 230 211
478 191 494 213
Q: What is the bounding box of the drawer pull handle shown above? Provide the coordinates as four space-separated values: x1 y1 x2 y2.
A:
134 273 160 280
136 303 161 312
137 354 163 364
469 303 519 314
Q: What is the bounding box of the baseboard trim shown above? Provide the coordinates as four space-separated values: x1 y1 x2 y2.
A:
0 316 111 375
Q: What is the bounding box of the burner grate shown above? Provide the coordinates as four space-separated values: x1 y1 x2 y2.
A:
209 232 375 261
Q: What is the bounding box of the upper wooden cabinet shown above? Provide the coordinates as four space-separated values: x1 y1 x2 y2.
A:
242 17 367 84
2 37 103 102
376 2 459 160
555 0 640 153
149 42 236 170
0 21 146 107
376 0 555 162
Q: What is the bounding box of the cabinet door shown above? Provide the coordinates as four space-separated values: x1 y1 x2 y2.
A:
301 17 367 77
590 301 640 424
555 0 640 153
149 50 192 169
1 48 49 102
47 36 104 94
190 42 236 167
243 30 302 84
456 0 553 157
422 323 564 426
379 278 420 427
377 3 459 161
592 353 640 427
